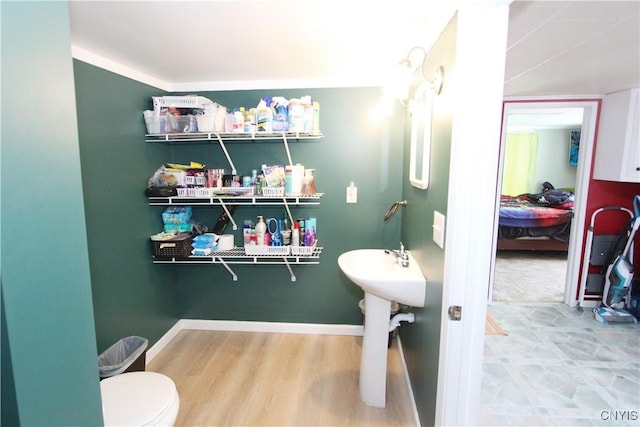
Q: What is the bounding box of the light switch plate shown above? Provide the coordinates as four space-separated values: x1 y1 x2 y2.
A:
433 211 445 248
346 185 357 203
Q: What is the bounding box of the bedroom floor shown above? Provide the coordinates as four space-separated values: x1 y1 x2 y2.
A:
493 250 567 303
480 302 640 426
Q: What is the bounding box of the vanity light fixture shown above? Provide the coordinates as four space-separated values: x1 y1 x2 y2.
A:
396 47 444 99
373 47 443 120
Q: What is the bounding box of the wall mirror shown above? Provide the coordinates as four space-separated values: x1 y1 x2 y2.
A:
409 82 433 189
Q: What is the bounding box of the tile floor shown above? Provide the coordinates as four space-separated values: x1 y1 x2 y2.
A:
480 302 640 427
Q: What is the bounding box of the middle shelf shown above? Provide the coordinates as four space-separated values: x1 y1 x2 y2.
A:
150 193 323 231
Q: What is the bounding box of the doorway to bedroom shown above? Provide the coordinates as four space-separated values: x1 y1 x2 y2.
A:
493 112 580 302
489 100 600 304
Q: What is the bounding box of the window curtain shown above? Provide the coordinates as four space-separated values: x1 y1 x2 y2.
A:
502 132 539 196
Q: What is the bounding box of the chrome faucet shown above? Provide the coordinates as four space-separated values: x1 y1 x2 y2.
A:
385 242 410 267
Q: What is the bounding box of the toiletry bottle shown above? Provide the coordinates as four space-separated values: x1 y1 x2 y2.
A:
304 227 313 247
255 216 267 246
232 108 244 133
259 164 268 195
302 96 313 132
312 101 320 132
297 219 305 246
244 108 255 133
250 169 258 195
288 98 304 132
224 112 233 133
304 217 316 247
303 169 316 195
285 165 294 195
259 174 267 196
248 108 256 133
250 226 257 245
301 176 312 196
292 163 304 195
256 98 273 132
271 97 289 132
281 215 291 246
243 220 252 246
291 222 300 247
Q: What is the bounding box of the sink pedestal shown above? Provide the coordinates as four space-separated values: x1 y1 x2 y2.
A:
337 248 426 408
360 292 391 408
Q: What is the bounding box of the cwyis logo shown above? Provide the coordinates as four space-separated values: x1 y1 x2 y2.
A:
600 410 639 421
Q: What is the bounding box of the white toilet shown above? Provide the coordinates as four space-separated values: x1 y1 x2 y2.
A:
100 371 180 426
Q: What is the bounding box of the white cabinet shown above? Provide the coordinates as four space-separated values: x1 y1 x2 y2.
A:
593 88 640 183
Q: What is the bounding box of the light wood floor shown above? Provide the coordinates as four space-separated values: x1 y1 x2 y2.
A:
147 330 417 426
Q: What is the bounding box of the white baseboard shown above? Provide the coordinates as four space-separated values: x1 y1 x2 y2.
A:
146 319 364 364
396 337 421 426
145 321 184 363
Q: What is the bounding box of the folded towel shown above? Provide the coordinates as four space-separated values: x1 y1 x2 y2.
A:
191 247 215 256
193 233 218 244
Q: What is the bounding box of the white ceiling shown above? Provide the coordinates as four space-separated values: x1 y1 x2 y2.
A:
68 1 639 96
69 0 458 91
505 0 640 97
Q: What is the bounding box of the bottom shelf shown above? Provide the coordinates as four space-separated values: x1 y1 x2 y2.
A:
152 246 323 282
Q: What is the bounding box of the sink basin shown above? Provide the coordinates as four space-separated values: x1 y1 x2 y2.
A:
338 248 427 408
338 249 426 307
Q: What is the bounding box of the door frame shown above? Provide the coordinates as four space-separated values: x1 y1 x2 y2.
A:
488 98 600 306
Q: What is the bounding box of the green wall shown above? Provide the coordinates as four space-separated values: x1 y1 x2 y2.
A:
1 2 102 425
399 15 457 425
73 61 181 352
71 62 407 345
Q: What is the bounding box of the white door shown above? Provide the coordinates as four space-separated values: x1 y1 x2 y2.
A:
434 3 511 426
434 1 603 422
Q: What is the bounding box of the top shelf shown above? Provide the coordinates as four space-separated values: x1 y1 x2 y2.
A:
148 193 323 206
146 131 323 143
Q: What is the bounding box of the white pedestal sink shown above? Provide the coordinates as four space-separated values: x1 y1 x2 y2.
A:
338 249 426 408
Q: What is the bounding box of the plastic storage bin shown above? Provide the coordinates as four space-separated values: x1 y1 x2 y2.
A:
98 336 148 379
196 113 216 132
144 114 169 134
151 233 193 259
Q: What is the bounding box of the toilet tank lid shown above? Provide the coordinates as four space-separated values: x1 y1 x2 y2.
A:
100 371 177 426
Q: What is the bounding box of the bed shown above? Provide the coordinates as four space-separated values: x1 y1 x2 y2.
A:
497 194 573 251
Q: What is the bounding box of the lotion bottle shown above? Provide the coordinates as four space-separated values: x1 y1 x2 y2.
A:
255 216 267 245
